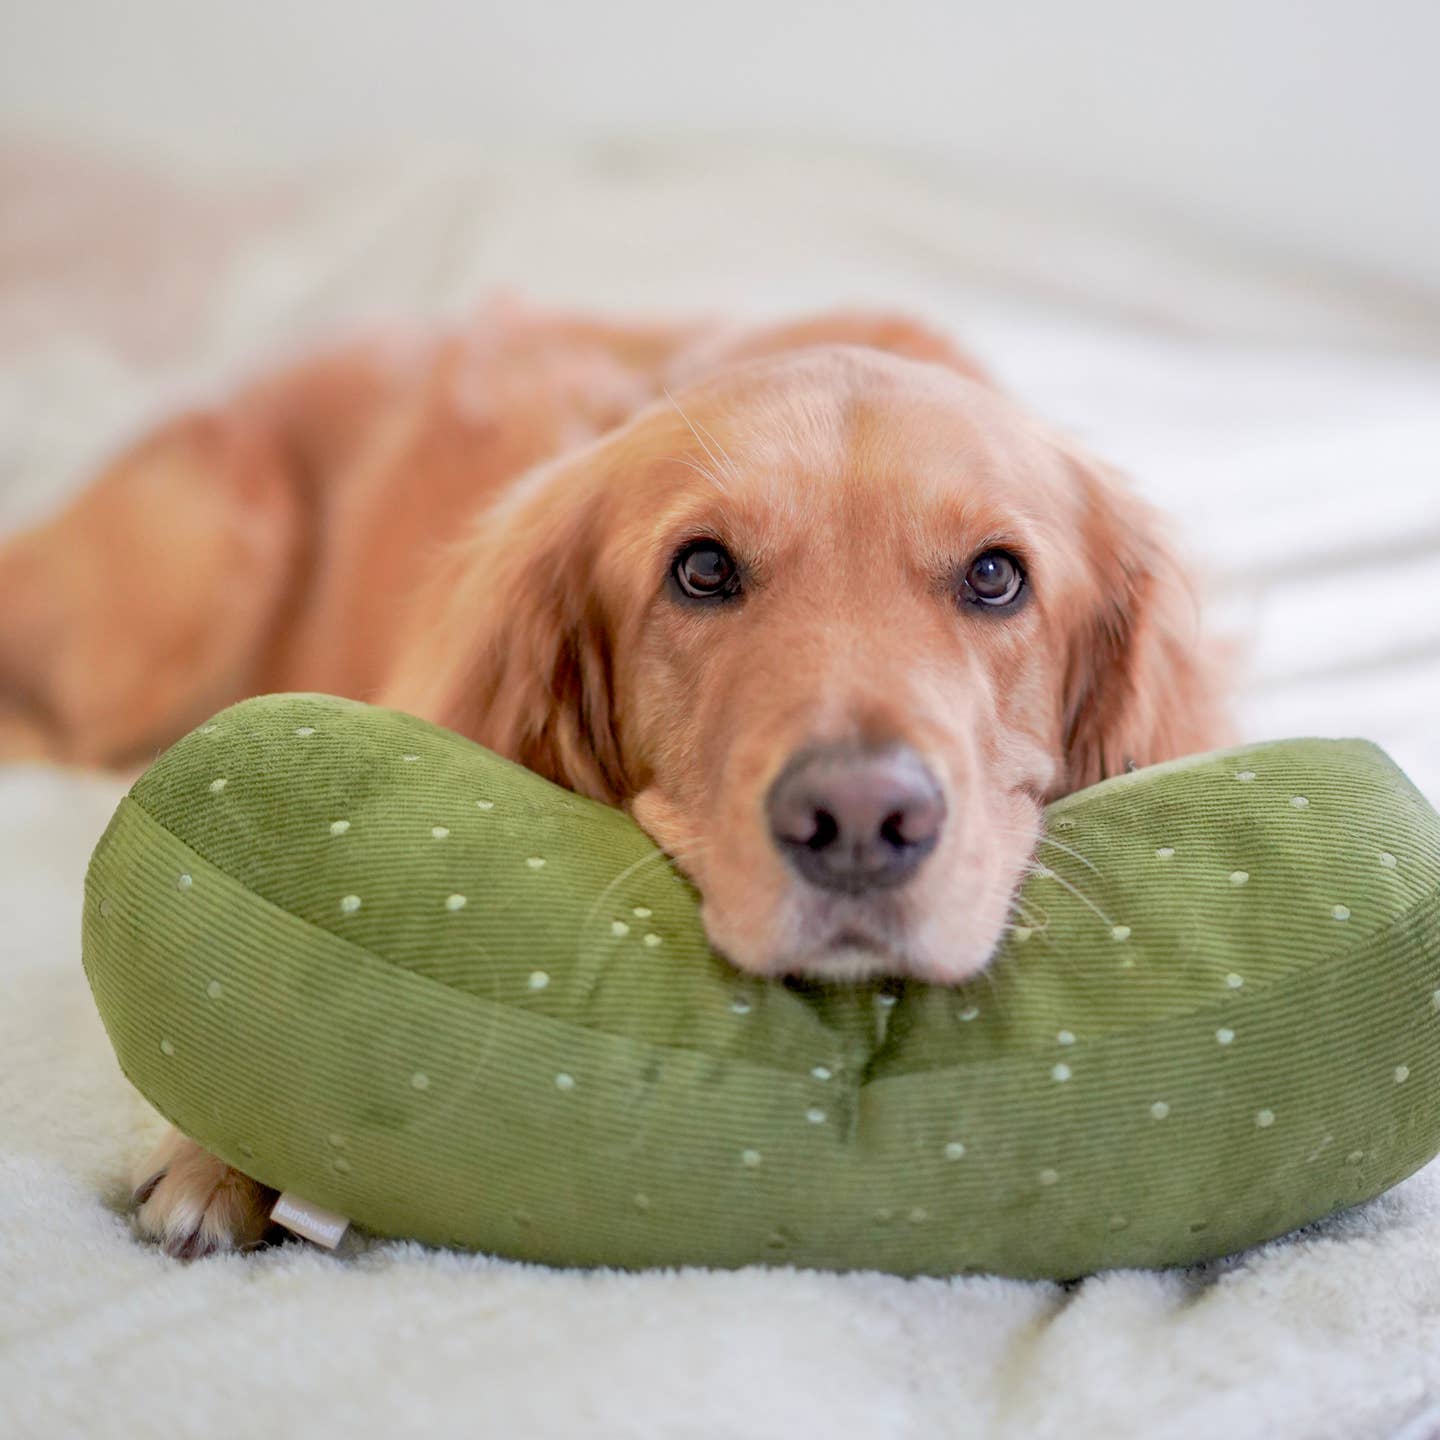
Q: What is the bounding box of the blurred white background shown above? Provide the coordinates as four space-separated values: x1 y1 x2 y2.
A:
5 0 1440 343
5 0 1440 295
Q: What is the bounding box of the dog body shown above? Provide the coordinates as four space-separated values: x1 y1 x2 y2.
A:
0 302 1229 1254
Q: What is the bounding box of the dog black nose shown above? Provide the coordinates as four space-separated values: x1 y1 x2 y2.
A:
766 744 946 894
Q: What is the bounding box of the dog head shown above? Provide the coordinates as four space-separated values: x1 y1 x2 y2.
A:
389 344 1223 981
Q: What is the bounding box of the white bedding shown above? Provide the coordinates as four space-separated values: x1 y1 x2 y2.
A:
3 143 1439 1440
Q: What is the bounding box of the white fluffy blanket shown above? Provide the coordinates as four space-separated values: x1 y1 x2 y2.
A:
3 142 1439 1440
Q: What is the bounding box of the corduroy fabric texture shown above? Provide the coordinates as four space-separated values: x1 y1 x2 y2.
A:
82 694 1440 1278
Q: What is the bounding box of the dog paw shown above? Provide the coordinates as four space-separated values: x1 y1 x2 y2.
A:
132 1129 277 1259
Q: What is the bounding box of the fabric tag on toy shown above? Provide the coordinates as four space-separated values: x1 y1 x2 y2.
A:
270 1191 350 1249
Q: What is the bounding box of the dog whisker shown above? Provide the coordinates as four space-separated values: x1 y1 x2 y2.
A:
664 388 732 493
1035 833 1098 873
1009 896 1046 931
670 455 730 491
974 960 1012 1020
690 414 743 484
578 846 689 948
1026 861 1115 930
982 817 1102 878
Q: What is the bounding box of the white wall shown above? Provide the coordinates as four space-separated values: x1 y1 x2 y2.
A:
3 0 1438 290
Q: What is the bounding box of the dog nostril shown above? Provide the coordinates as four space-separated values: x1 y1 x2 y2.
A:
766 744 946 894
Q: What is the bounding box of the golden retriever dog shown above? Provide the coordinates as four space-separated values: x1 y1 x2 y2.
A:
0 301 1230 1255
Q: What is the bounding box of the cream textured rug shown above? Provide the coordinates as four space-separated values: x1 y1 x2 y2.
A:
3 141 1439 1440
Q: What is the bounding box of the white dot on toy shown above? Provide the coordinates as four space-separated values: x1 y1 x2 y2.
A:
1150 1101 1170 1120
1052 1063 1072 1082
1380 852 1397 868
643 933 662 947
528 971 550 990
159 1037 175 1056
1332 905 1351 921
806 1107 827 1124
339 894 362 915
329 819 350 835
1226 973 1245 989
632 906 653 919
811 1065 832 1081
445 894 467 912
526 856 546 870
1395 1065 1411 1084
1229 871 1249 886
959 1006 980 1021
206 980 222 1000
1038 1168 1059 1186
209 777 227 794
741 1149 762 1167
476 799 495 810
1156 847 1176 860
177 873 193 891
1216 1027 1236 1045
295 726 316 737
1111 925 1131 942
1256 1109 1276 1128
1057 1029 1075 1046
410 1071 430 1090
610 920 630 937
945 1142 966 1160
1235 770 1256 782
1291 796 1309 810
555 1072 576 1091
431 826 450 840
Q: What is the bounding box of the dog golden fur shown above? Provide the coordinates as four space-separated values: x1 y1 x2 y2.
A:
0 301 1230 1254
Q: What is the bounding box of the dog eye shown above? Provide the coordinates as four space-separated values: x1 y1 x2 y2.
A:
672 540 741 601
962 549 1025 607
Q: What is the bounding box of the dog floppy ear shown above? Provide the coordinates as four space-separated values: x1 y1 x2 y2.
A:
1060 456 1232 793
379 456 629 804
